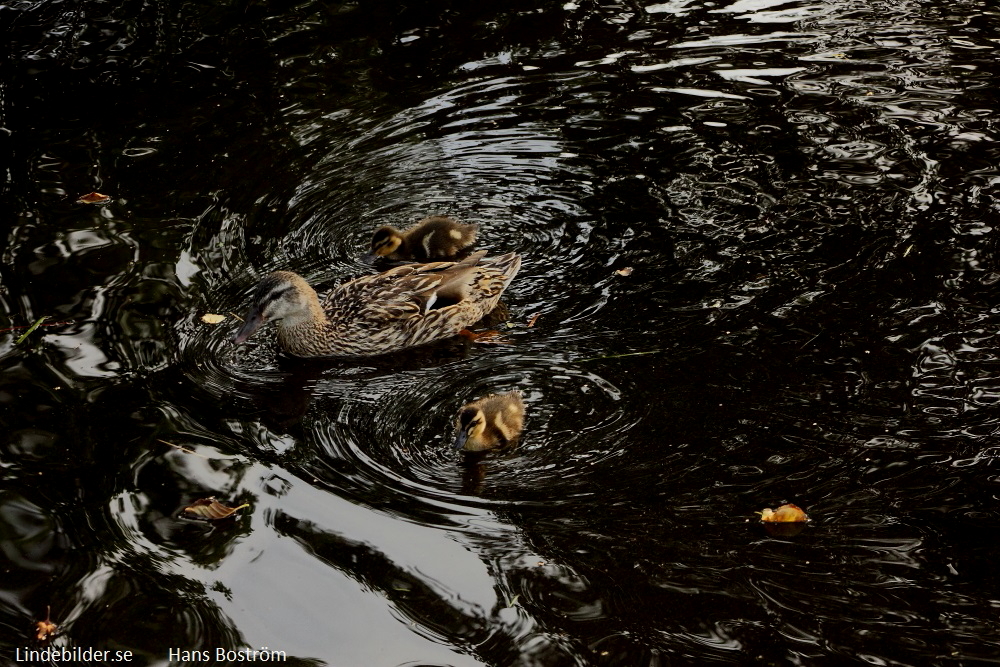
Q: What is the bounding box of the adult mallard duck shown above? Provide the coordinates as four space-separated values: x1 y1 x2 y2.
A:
369 215 478 262
233 251 520 358
453 390 526 452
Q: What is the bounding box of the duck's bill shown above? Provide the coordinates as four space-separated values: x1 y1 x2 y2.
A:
453 430 470 450
232 308 264 344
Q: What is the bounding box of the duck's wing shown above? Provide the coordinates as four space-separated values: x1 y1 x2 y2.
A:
412 251 520 308
323 251 492 326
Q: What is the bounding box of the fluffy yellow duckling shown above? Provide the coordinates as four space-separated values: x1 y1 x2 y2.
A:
453 391 525 452
370 215 478 262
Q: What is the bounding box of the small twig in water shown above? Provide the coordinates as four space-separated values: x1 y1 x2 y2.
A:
158 439 212 459
15 317 47 345
0 319 73 336
577 350 661 363
800 330 823 349
228 311 244 322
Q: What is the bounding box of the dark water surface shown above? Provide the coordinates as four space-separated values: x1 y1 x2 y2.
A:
4 0 1000 664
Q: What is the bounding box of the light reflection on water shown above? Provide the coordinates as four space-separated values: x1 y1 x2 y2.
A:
4 0 1000 663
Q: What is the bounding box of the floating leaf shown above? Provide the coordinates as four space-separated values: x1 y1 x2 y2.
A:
526 313 541 328
758 503 809 523
15 317 47 345
35 606 57 641
614 267 634 277
201 313 226 324
182 497 250 520
76 192 111 204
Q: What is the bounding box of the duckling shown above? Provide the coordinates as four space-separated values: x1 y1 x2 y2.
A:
370 215 478 262
453 391 526 452
233 250 521 358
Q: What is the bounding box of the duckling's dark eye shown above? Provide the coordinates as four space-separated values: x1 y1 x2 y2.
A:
458 408 479 429
466 419 482 432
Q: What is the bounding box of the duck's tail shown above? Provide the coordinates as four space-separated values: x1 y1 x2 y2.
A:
484 252 521 292
470 252 521 317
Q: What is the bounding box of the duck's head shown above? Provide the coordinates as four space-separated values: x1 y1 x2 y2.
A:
232 271 314 343
369 226 404 258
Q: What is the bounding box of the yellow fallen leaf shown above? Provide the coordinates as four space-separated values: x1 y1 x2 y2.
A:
201 313 226 324
615 267 634 277
758 503 809 523
35 606 57 641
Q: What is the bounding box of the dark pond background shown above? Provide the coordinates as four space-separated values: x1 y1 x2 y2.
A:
4 0 1000 664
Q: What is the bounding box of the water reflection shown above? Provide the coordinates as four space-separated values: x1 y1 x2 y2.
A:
5 0 1000 663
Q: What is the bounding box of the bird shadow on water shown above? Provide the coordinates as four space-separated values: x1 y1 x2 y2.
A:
222 298 517 431
456 450 517 497
230 335 482 432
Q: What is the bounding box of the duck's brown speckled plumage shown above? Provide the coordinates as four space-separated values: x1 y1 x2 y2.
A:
234 251 520 358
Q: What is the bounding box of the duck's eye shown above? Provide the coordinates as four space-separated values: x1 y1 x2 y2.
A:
262 285 293 305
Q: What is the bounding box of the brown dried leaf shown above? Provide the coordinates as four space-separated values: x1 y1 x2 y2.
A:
35 606 57 641
76 192 111 204
201 313 226 324
526 312 541 328
614 267 634 277
182 497 250 520
758 503 808 523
